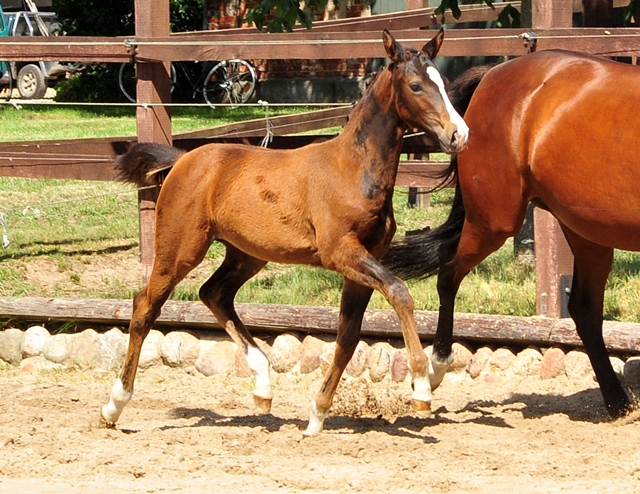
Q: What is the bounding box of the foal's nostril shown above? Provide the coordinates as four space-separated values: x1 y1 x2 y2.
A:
451 131 459 147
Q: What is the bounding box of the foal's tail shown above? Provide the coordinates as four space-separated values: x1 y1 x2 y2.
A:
382 64 492 280
115 142 186 187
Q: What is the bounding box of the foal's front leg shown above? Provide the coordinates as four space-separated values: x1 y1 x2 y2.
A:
304 278 372 436
304 239 430 435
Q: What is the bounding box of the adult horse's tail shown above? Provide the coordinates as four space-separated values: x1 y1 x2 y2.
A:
115 142 186 187
382 64 492 280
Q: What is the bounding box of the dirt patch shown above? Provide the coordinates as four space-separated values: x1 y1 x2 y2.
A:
1 366 639 493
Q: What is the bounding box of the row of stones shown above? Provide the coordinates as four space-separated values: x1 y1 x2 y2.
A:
1 326 640 386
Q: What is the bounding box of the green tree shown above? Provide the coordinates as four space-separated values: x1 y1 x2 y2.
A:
246 0 328 32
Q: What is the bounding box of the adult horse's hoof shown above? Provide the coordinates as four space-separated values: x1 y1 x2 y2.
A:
253 394 272 414
412 399 432 417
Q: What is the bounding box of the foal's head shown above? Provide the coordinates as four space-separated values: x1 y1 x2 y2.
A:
383 29 468 154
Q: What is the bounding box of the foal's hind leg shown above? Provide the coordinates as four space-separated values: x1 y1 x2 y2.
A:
198 245 271 412
101 210 214 426
304 278 373 436
561 227 632 418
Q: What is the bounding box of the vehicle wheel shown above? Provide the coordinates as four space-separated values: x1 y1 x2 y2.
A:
17 64 47 99
203 60 257 107
118 62 177 103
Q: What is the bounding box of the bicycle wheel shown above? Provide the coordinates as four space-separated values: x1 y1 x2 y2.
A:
203 59 257 107
118 62 177 103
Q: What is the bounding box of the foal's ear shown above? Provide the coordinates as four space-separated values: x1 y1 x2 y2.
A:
421 28 445 59
383 29 404 63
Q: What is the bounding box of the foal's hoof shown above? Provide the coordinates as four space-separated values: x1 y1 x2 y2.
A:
412 399 432 417
98 411 117 430
253 395 272 414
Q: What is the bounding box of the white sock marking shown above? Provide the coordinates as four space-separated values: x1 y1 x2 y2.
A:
426 346 454 391
426 66 469 150
247 346 272 400
303 400 327 436
101 378 133 424
411 374 433 404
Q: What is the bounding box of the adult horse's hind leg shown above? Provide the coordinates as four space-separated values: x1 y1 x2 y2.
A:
561 227 632 418
304 278 373 436
198 245 271 412
431 220 515 391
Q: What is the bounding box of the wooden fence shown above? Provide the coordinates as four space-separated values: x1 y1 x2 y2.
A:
0 0 637 319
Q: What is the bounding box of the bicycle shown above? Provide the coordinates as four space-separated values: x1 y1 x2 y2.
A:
118 59 257 107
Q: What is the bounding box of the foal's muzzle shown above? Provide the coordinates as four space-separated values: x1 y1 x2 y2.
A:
441 123 469 154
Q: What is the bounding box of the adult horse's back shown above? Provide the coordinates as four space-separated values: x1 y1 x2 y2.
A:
385 50 640 418
102 29 468 436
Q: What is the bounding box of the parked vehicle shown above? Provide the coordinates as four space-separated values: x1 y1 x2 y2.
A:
0 5 76 99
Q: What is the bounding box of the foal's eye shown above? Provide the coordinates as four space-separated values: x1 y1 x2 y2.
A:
409 82 421 92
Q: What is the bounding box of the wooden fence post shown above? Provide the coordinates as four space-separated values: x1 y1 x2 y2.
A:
523 0 574 318
533 208 574 318
135 0 172 284
407 154 431 208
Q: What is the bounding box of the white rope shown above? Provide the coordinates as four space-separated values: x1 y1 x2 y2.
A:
258 100 274 148
0 183 159 248
0 213 9 248
0 184 155 218
0 100 351 108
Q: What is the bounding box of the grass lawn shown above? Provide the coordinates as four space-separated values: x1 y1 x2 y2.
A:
0 104 639 322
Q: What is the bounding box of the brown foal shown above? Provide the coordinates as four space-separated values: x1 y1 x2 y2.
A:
103 29 468 435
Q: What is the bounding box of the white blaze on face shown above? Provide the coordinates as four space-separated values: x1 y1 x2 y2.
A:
426 65 469 151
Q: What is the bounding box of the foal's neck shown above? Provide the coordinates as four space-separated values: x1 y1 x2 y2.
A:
344 68 406 170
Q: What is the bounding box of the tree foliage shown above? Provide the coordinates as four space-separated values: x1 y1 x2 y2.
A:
435 0 520 27
625 0 640 24
52 0 203 36
246 0 328 32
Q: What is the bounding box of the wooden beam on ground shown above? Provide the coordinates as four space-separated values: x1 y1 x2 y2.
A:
0 297 638 354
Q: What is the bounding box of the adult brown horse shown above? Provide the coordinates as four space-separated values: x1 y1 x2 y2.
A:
102 29 468 436
384 49 640 419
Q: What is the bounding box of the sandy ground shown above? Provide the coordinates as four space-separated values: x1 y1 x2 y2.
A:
1 365 639 494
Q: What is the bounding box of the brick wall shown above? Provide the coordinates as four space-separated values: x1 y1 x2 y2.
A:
205 0 375 80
